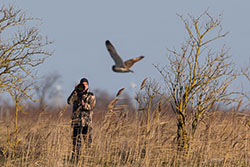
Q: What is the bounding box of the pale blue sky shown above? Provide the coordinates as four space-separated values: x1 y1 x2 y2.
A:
2 0 250 100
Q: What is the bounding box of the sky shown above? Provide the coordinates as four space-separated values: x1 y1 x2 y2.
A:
1 0 250 102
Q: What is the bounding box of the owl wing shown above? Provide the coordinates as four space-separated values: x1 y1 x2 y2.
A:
105 40 125 67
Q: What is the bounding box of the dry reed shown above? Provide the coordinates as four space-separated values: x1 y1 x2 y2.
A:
0 104 249 167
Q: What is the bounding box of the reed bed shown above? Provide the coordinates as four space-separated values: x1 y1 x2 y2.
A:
0 106 249 167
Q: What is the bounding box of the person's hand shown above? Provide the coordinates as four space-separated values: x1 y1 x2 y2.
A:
81 100 85 105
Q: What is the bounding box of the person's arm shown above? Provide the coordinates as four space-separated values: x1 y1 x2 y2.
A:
82 94 96 111
67 90 77 105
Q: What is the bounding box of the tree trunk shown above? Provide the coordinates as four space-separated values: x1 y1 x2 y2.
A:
177 114 189 154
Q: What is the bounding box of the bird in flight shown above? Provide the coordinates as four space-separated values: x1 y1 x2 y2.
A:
105 40 144 73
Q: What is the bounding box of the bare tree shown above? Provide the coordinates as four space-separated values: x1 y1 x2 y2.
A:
241 59 250 109
155 11 240 153
0 4 52 156
241 59 250 85
5 78 33 155
35 72 61 109
135 78 162 133
0 5 53 98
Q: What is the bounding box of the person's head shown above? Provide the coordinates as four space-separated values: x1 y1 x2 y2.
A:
80 78 89 91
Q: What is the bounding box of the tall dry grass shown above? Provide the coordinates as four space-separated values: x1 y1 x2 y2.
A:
0 104 250 167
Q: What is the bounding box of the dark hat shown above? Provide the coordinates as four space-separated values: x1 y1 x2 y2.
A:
80 78 89 84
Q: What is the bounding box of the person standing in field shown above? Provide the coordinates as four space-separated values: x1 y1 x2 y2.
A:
67 78 96 161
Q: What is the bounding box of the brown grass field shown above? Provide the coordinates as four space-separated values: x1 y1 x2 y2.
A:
0 103 250 167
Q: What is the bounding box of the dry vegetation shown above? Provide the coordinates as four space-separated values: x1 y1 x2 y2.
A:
1 5 250 167
0 98 249 167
